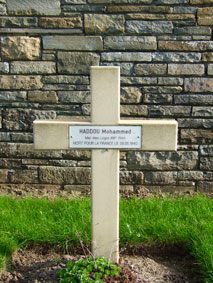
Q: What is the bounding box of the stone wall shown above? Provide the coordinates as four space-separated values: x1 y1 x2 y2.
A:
0 0 213 198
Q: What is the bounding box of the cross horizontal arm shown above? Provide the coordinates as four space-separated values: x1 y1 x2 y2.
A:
33 119 178 151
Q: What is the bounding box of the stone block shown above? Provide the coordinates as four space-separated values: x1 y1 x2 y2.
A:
43 75 89 85
63 4 105 13
39 166 91 185
0 132 10 141
192 107 213 117
191 0 213 3
120 171 144 185
88 0 152 3
168 64 204 75
121 77 157 85
149 106 191 117
0 16 38 27
202 52 213 62
152 52 201 63
207 64 213 75
0 91 26 102
159 40 213 51
143 86 182 94
1 36 40 60
0 169 8 182
107 5 172 13
144 171 177 185
120 87 142 104
174 26 211 35
7 0 61 15
158 77 183 85
57 52 100 74
174 7 197 14
43 36 103 51
126 21 173 34
0 76 43 90
11 133 33 143
155 0 188 3
39 16 82 28
175 95 213 105
200 157 213 170
185 78 213 92
126 13 166 20
9 169 38 184
2 109 56 131
177 171 203 181
198 7 213 25
178 118 213 129
144 93 173 104
134 64 167 75
104 36 157 50
180 129 213 144
102 62 133 76
58 91 90 103
198 182 213 194
101 52 151 62
127 151 198 170
0 63 9 74
28 91 58 104
200 145 213 156
120 105 148 117
85 14 124 34
11 62 56 74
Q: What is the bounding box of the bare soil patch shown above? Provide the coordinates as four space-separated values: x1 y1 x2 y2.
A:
0 244 203 283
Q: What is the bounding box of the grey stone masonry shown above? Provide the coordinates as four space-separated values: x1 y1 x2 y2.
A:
0 0 213 197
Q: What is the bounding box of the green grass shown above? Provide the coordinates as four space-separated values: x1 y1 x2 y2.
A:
0 195 213 281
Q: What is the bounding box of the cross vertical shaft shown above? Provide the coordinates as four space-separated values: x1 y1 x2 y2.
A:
91 67 120 263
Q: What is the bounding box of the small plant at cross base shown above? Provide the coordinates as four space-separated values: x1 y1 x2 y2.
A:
57 256 133 283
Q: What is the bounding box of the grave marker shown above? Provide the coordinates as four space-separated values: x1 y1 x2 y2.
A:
34 66 178 263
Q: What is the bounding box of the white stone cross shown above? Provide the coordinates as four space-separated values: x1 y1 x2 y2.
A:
34 66 178 263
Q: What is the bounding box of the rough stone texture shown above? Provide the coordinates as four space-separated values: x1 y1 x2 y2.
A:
0 169 8 183
0 76 43 90
120 87 142 103
144 171 177 185
85 14 124 34
175 94 213 105
7 0 61 16
57 52 100 74
39 16 82 28
39 166 91 185
126 21 173 34
104 36 157 50
180 129 213 144
2 109 56 131
191 0 213 3
10 62 56 74
144 93 173 104
107 5 172 13
168 64 204 75
127 151 198 170
0 62 9 74
28 91 58 104
134 64 167 75
101 52 151 62
120 171 144 185
43 36 103 51
192 107 213 117
58 91 90 103
120 105 148 117
200 145 213 156
152 52 201 63
185 78 213 92
149 106 191 117
0 91 26 101
178 118 213 129
1 36 40 60
159 41 213 51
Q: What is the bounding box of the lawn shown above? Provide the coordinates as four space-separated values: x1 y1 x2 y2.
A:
0 195 212 282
